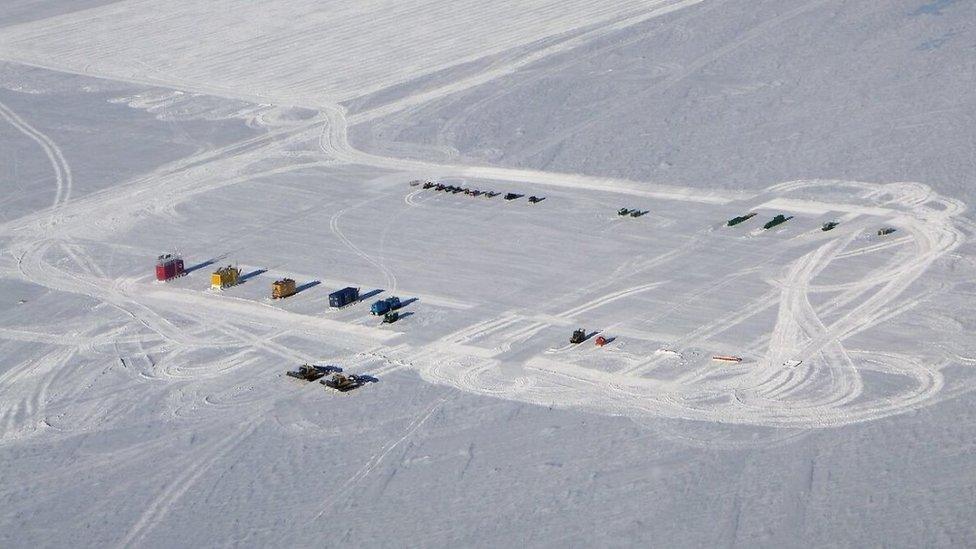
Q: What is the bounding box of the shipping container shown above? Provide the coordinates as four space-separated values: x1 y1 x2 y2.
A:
211 266 241 290
155 254 184 281
329 287 359 308
272 278 297 299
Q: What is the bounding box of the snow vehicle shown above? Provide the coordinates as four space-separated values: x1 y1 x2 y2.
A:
595 336 608 347
763 214 792 230
726 213 756 227
370 296 402 316
286 364 334 382
822 221 839 231
383 311 399 324
485 191 500 198
423 181 435 189
504 192 523 200
570 328 586 344
630 210 646 218
618 208 631 216
321 373 366 392
528 195 545 203
878 227 896 236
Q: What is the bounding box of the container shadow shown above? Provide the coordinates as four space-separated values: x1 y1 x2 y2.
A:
184 259 216 275
294 280 321 295
359 288 383 302
239 268 267 284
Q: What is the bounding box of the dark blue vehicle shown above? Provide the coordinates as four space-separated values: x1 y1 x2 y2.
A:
370 296 402 315
329 287 359 309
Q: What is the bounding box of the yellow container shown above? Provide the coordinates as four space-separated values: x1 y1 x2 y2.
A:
211 266 241 290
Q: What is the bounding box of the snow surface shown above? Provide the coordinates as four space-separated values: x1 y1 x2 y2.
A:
2 0 976 547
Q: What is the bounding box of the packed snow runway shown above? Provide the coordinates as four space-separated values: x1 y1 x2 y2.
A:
2 0 976 546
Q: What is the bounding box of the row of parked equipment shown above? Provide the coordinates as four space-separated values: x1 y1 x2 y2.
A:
415 180 545 203
727 212 897 235
285 364 377 392
155 255 409 325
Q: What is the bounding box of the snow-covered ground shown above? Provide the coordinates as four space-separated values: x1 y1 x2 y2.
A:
2 0 976 547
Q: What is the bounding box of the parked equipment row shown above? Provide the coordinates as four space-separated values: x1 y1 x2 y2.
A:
416 180 545 203
726 212 897 236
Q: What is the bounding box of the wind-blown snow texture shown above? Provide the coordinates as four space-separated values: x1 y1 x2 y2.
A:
1 1 975 547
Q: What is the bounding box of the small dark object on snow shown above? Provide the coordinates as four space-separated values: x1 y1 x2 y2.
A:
435 184 446 191
423 182 435 189
528 196 545 203
485 191 499 198
618 208 631 216
878 227 896 236
570 328 586 344
504 193 523 200
322 373 366 392
727 213 757 227
383 311 399 324
630 210 646 217
471 190 482 196
822 221 839 231
763 214 792 230
286 364 334 382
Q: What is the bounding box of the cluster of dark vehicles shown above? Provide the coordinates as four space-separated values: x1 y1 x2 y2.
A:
417 181 544 203
727 212 897 236
618 208 647 218
286 364 378 392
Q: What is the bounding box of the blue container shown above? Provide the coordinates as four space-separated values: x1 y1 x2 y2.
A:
329 287 359 308
370 296 401 315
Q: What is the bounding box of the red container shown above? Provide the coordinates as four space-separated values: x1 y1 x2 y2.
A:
155 255 183 281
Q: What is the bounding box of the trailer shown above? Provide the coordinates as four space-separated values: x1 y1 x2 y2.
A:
272 278 296 299
211 265 241 290
370 296 402 316
329 286 359 308
155 254 185 281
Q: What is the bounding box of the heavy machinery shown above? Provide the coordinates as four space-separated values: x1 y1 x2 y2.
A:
726 213 756 227
618 208 631 216
504 193 523 200
383 311 399 324
570 328 586 344
878 227 896 236
763 214 792 230
371 296 402 315
321 373 366 392
630 210 646 218
286 364 336 382
822 221 839 231
272 278 297 299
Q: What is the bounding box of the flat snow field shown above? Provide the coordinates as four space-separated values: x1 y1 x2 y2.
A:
1 0 976 547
